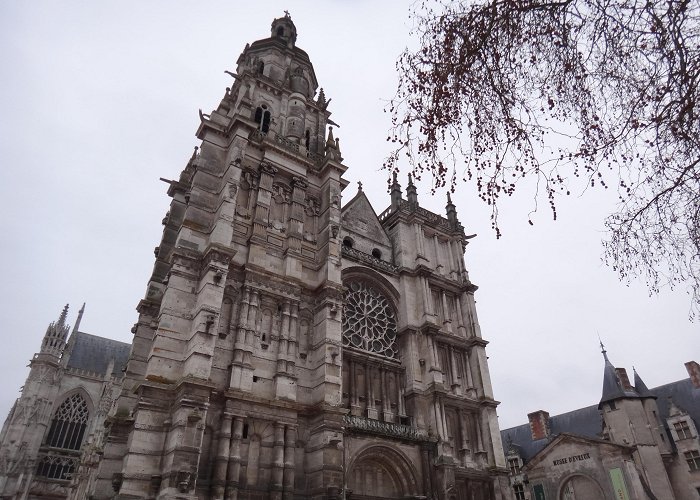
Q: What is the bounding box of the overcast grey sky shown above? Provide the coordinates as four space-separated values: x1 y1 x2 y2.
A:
0 1 696 430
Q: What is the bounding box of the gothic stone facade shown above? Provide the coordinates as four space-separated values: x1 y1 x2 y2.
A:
1 15 511 500
0 305 130 499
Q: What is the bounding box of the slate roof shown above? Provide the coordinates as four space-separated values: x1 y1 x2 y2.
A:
65 332 130 377
502 404 602 461
501 376 700 462
599 352 639 407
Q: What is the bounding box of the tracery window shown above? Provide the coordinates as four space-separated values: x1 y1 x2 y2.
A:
45 393 89 450
37 393 89 480
343 281 397 359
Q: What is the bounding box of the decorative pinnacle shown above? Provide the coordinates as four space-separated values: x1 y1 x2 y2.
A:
73 302 86 334
408 173 414 186
58 304 69 327
358 181 363 191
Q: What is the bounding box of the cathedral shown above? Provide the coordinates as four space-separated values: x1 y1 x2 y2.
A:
0 15 510 500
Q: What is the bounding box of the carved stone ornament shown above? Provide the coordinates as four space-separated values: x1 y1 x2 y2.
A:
177 470 193 493
292 177 308 190
304 196 320 216
260 161 278 176
112 472 124 493
342 281 398 358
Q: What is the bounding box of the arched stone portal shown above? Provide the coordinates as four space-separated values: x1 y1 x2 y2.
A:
347 445 419 499
559 474 605 500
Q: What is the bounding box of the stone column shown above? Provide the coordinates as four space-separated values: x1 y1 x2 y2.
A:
225 417 244 500
212 410 233 499
350 359 361 416
441 291 452 332
283 426 296 500
433 235 443 275
271 423 285 500
287 177 307 255
234 288 250 347
246 289 260 345
287 302 299 366
277 302 291 372
454 293 467 337
366 363 378 419
449 346 461 392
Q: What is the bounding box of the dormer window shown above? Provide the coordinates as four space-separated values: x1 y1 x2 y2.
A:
254 105 271 134
508 457 521 475
674 420 693 440
276 26 284 37
258 61 265 75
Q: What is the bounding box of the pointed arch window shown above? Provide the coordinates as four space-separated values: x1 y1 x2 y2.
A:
36 393 89 480
342 281 398 358
45 393 89 451
254 105 271 134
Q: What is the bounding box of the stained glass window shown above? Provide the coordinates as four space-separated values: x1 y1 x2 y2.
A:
45 393 89 451
343 281 397 358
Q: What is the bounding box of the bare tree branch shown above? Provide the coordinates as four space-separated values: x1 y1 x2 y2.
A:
387 0 700 318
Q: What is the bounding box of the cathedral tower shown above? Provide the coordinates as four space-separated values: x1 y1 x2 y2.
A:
94 15 509 500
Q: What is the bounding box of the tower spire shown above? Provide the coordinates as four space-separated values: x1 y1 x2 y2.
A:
598 343 640 408
72 302 86 334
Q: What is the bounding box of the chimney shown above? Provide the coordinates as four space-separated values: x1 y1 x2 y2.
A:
528 410 551 441
615 368 633 390
686 361 700 388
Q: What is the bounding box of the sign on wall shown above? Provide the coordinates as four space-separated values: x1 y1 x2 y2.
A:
609 468 630 500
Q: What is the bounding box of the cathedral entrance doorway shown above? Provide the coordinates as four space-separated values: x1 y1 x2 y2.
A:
346 445 419 499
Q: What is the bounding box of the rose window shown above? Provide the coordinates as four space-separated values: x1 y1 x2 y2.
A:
343 281 398 358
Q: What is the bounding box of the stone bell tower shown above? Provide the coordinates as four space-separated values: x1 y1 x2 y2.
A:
92 14 509 500
95 13 349 500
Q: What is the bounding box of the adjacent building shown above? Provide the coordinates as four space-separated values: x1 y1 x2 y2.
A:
501 352 700 499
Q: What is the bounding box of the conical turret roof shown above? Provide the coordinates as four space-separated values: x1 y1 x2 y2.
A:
633 367 656 399
598 344 640 408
